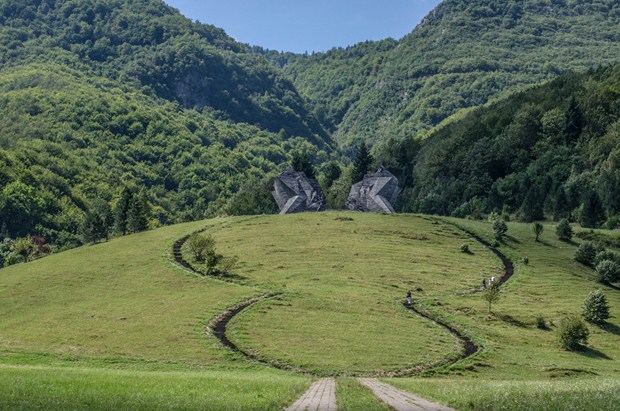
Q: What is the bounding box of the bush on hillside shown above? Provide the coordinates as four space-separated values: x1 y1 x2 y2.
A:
575 241 597 266
556 219 573 241
557 315 589 351
493 219 508 241
595 260 620 284
582 289 610 324
593 250 620 267
460 243 470 253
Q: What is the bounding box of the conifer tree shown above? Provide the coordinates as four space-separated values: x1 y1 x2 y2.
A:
582 289 610 324
581 190 605 229
351 141 373 184
562 95 584 144
520 186 544 222
114 187 132 236
291 152 316 179
127 189 150 233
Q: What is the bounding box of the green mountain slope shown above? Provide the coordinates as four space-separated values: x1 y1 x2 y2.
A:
383 64 620 225
0 0 329 143
0 0 337 247
266 0 620 150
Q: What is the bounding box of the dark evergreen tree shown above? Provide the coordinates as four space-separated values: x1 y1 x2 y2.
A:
322 162 342 189
351 141 373 184
127 189 150 233
553 187 571 221
519 185 544 222
114 187 133 236
581 190 605 228
81 200 112 244
291 152 316 179
562 95 584 144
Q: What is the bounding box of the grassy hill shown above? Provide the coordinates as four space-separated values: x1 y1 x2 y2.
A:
1 213 618 409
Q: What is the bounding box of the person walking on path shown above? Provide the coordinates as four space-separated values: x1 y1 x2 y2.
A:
406 290 412 306
482 278 487 290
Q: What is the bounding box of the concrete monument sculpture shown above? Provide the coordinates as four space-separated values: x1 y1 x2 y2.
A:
346 167 401 213
272 169 328 214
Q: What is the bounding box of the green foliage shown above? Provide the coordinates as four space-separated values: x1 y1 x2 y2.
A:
557 315 589 351
224 176 278 216
187 233 215 263
482 283 501 314
351 141 373 184
594 250 620 268
492 218 508 241
533 223 544 242
0 181 46 238
556 219 573 241
575 241 598 266
580 191 606 229
186 232 237 276
291 152 316 179
595 260 620 285
582 289 610 324
10 236 35 263
264 0 620 150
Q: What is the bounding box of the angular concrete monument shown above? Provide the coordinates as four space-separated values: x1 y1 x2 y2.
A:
272 169 328 214
346 167 401 213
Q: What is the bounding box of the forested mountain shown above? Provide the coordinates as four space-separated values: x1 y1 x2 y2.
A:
0 0 333 251
262 0 620 151
0 0 329 144
378 64 620 228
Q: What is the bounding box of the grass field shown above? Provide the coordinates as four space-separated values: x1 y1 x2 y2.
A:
0 212 619 409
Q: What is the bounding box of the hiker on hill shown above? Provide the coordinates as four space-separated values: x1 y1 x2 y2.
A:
406 290 412 306
482 278 487 290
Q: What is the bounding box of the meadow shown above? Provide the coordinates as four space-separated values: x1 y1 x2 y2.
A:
0 213 618 409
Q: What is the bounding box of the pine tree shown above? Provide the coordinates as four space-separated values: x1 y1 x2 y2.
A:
114 187 132 236
553 187 570 221
581 190 605 228
582 289 610 324
562 95 584 144
351 141 373 184
127 189 150 233
520 186 544 222
291 152 316 179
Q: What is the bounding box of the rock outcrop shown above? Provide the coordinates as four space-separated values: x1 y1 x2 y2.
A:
346 167 401 213
272 169 328 214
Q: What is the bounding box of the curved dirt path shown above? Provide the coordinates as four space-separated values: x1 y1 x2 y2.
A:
359 378 455 411
284 378 336 411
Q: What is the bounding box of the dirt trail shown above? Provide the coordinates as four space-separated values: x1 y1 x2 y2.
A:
285 378 336 411
359 378 455 411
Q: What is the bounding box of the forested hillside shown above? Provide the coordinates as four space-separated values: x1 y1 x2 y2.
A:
0 0 333 255
263 0 620 151
0 0 329 143
379 64 620 228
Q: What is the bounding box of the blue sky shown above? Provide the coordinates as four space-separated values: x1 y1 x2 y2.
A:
163 0 443 53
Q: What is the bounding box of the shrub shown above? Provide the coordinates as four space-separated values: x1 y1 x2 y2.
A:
187 233 215 263
493 219 508 241
557 315 589 351
595 259 620 284
522 256 529 265
460 243 470 253
482 283 502 314
574 241 597 266
582 289 610 324
594 250 620 267
556 219 573 241
533 222 544 242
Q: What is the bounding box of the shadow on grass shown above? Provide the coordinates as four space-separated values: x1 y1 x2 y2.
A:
497 313 529 328
537 240 556 248
600 322 620 336
505 235 521 244
577 346 613 360
559 239 579 247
